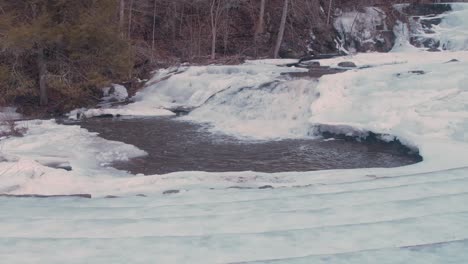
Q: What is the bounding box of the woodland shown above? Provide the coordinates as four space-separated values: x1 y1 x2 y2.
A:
0 0 453 113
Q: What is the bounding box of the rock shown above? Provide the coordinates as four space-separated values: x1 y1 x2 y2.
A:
163 189 180 195
286 61 320 69
282 67 347 79
227 186 253 190
0 194 92 199
258 185 274 190
59 166 73 171
338 61 357 68
136 194 147 197
168 106 194 116
102 84 128 102
446 59 459 63
402 4 452 17
104 195 120 199
409 70 425 75
299 61 320 68
44 162 72 171
96 114 115 118
427 47 441 52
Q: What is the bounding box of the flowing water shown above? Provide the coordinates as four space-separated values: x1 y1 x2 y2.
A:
78 117 421 175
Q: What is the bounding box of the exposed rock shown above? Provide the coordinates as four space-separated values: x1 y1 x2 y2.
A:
338 61 357 68
334 7 396 53
284 67 347 78
408 70 425 75
396 70 426 77
163 189 180 195
445 59 459 63
258 185 274 190
402 4 452 16
95 114 115 118
136 194 147 197
286 60 321 69
102 84 128 102
300 54 342 61
104 195 120 199
420 17 442 29
168 106 195 116
0 194 92 199
227 186 253 190
427 47 441 52
42 162 72 171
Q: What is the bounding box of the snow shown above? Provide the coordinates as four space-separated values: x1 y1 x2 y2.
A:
0 107 22 139
102 84 129 102
68 63 306 119
408 3 468 51
183 79 320 139
0 107 21 121
334 7 387 53
2 4 468 263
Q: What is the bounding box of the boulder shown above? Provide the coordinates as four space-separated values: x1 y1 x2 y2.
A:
163 189 180 195
338 61 357 68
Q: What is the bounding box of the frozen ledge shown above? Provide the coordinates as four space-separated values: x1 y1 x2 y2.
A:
312 123 422 160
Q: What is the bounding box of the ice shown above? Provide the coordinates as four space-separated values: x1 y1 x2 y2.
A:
408 3 468 51
0 107 21 121
2 4 468 263
102 84 129 102
69 62 306 119
183 79 320 139
334 7 387 53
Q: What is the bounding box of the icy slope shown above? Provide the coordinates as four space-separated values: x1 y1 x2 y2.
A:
70 61 307 120
409 3 468 51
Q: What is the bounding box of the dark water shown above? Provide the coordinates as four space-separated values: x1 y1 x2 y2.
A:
78 117 421 175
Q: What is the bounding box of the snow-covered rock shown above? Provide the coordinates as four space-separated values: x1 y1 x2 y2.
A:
334 7 394 53
102 84 129 102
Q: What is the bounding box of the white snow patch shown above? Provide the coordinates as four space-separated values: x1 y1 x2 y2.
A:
102 84 128 102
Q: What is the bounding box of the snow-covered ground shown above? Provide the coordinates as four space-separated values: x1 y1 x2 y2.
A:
1 3 468 263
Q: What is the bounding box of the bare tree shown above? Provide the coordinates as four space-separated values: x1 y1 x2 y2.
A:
32 2 48 106
119 0 125 37
127 0 134 38
327 0 333 25
253 0 266 57
210 0 223 60
255 0 266 37
274 0 289 58
151 0 157 62
37 47 48 106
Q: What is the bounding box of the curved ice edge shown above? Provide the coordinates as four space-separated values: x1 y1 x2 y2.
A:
232 239 468 264
311 123 422 159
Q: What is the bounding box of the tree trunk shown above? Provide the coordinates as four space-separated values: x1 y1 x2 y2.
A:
274 0 289 59
127 0 134 38
254 0 266 57
327 0 333 25
151 0 157 62
119 0 125 36
255 0 266 37
37 47 48 106
210 0 220 60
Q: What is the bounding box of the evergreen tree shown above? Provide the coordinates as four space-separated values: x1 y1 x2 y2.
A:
0 0 133 110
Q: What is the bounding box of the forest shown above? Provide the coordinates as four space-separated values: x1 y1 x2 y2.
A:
0 0 457 114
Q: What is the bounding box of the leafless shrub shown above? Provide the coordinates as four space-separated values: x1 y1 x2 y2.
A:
0 120 27 138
